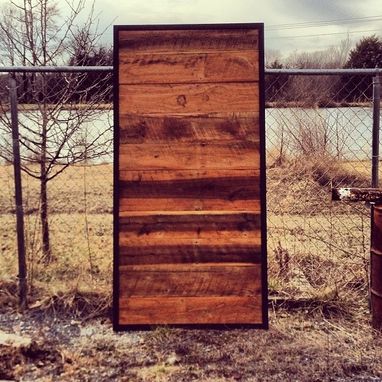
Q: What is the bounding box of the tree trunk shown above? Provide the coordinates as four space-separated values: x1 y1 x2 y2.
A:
40 91 51 263
40 169 51 263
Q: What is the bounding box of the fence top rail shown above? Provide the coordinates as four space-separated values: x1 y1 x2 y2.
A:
266 68 382 75
0 66 380 75
0 66 114 73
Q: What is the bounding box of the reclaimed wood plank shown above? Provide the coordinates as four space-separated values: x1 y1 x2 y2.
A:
119 141 260 170
118 169 260 211
119 83 259 115
118 212 261 245
119 169 260 186
119 263 261 296
119 234 261 247
119 197 261 212
119 243 261 265
118 29 259 53
119 114 259 144
119 51 259 84
118 296 263 325
119 211 260 232
119 232 261 248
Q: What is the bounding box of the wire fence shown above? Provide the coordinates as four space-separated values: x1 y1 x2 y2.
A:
265 69 380 310
0 67 380 313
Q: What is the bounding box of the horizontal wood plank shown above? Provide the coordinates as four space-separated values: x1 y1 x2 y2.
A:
119 212 261 245
119 170 260 198
118 29 259 53
119 234 261 247
118 169 260 211
119 243 261 265
119 114 259 144
119 263 261 297
119 296 263 325
119 141 259 170
119 83 259 115
119 197 261 212
119 51 259 84
119 211 260 233
119 169 260 183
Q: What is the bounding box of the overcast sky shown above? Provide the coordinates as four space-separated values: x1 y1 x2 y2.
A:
90 0 382 56
1 0 382 57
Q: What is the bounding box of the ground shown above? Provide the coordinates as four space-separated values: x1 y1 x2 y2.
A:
1 307 382 382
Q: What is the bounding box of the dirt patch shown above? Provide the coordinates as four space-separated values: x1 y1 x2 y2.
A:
0 334 63 380
1 311 381 381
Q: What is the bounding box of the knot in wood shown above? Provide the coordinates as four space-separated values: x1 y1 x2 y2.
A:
176 94 187 107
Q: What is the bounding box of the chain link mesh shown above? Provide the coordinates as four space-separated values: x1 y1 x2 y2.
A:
266 72 377 311
0 70 380 312
0 71 113 292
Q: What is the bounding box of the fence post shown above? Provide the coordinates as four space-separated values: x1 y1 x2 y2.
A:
372 73 380 188
9 75 27 310
371 73 381 328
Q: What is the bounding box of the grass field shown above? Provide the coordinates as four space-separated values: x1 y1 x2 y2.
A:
1 160 382 380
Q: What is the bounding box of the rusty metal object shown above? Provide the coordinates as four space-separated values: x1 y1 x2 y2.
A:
332 187 382 203
371 205 382 330
332 187 382 329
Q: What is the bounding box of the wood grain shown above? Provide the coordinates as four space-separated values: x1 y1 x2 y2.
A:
118 212 261 246
119 83 259 115
116 26 265 326
119 296 263 325
119 141 259 170
119 243 261 265
118 169 260 211
119 234 261 247
119 114 259 144
119 263 261 296
119 51 259 84
119 211 261 232
119 197 261 213
118 29 259 53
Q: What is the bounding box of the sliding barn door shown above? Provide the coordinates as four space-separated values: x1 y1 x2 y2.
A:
113 24 267 328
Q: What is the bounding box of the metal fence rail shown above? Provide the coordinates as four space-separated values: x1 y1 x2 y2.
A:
0 66 380 311
1 66 381 74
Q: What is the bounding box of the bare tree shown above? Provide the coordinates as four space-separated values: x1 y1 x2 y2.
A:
285 37 352 69
265 49 283 67
0 0 112 262
279 37 353 106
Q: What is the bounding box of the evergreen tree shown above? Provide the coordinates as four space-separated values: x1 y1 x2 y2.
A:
340 35 382 101
345 35 382 69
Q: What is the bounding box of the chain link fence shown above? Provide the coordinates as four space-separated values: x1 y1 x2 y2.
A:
0 68 380 314
0 68 114 299
265 70 380 312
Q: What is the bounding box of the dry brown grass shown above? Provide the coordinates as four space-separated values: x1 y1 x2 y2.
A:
0 161 381 380
0 163 113 316
1 310 381 381
266 156 371 320
0 161 373 313
342 160 381 180
1 162 371 304
0 163 113 214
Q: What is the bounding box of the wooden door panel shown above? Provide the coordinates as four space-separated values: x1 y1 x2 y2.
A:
114 24 267 328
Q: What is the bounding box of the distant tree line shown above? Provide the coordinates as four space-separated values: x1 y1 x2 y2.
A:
0 44 112 104
265 35 382 105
